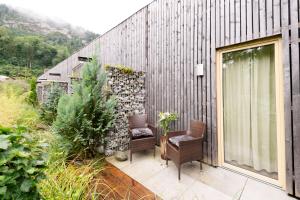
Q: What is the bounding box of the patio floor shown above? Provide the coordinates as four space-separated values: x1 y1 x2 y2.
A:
106 147 296 200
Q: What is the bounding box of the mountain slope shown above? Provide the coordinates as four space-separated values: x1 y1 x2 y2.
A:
0 4 98 48
0 4 99 78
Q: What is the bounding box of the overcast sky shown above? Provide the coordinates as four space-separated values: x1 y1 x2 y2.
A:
0 0 153 34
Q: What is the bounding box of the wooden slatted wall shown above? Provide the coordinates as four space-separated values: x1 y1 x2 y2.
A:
40 0 300 196
96 0 300 196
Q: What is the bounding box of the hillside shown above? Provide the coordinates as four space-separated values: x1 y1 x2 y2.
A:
0 4 99 78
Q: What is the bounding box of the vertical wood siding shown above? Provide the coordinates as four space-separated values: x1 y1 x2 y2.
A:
39 0 300 196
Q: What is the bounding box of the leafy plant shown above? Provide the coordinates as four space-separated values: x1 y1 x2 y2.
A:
158 112 178 136
54 59 117 158
0 126 47 200
40 83 64 125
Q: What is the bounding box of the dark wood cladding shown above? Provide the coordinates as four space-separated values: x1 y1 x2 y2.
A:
42 0 300 197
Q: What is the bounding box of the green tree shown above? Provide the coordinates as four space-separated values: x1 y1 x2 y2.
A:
54 59 117 158
0 27 13 64
51 45 69 66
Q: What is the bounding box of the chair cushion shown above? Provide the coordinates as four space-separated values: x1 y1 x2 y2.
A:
132 128 153 138
169 135 195 147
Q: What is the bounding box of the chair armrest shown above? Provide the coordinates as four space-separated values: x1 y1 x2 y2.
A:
147 124 157 134
147 124 157 139
167 131 187 139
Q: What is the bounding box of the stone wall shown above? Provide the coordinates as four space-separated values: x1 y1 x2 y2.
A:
37 82 68 103
105 66 146 155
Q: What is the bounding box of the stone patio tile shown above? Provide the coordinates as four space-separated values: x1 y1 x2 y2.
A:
182 162 247 198
106 148 160 170
180 179 232 200
143 163 196 200
121 156 166 183
240 178 295 200
106 155 131 169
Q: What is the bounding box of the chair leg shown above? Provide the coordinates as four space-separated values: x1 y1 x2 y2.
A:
200 162 202 170
153 147 156 158
166 158 168 166
130 150 132 163
178 164 181 180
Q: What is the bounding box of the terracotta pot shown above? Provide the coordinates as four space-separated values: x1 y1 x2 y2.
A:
160 135 167 160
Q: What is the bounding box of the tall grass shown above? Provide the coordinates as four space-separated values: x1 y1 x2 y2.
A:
0 80 40 128
39 160 104 200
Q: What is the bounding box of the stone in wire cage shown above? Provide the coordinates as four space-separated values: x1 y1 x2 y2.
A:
105 66 146 156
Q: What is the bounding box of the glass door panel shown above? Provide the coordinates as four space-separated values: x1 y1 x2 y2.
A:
222 44 278 180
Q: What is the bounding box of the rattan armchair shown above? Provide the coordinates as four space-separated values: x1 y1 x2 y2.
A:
166 120 206 180
128 114 157 162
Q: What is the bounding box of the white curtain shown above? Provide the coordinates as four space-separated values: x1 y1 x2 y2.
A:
223 45 277 175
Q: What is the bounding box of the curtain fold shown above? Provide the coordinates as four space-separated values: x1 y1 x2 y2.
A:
223 45 277 177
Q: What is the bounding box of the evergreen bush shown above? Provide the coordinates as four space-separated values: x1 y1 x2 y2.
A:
54 59 117 158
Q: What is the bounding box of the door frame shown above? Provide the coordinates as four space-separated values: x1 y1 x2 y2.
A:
216 36 286 188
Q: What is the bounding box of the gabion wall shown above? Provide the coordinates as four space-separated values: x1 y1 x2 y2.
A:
37 82 68 103
105 66 146 155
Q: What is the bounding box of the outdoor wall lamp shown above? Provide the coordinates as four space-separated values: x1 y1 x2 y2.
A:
195 64 204 76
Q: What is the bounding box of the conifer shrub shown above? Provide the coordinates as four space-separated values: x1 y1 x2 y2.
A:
54 59 117 158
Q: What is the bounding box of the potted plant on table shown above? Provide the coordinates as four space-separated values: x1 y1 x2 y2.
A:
158 112 178 160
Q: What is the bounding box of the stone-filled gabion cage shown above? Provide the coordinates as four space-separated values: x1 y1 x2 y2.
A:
105 66 146 156
37 81 68 104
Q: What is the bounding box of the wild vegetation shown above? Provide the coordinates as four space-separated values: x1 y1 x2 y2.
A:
54 59 117 158
0 26 68 78
0 78 109 199
0 80 40 128
0 4 99 78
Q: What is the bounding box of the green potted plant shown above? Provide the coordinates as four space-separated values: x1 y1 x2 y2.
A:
158 112 178 160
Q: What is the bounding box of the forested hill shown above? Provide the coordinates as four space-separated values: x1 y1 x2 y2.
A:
0 4 99 78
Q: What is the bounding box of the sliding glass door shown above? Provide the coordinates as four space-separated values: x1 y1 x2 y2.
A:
217 38 285 187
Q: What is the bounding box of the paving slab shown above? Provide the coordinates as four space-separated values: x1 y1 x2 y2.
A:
107 147 296 200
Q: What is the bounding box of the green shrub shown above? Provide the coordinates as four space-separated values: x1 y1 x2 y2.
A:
40 83 64 125
0 126 47 200
54 59 117 158
27 77 38 106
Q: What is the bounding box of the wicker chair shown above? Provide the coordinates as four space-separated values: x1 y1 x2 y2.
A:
166 120 206 180
128 114 157 162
